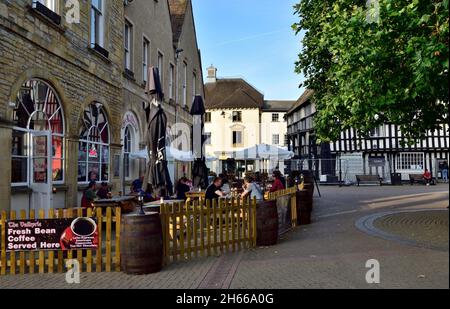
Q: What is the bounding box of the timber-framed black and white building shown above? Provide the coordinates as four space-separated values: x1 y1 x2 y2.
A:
287 90 450 183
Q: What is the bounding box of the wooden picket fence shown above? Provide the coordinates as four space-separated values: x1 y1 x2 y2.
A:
160 198 257 264
0 207 121 276
267 185 303 228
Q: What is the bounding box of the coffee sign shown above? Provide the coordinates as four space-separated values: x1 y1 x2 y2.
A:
6 217 99 252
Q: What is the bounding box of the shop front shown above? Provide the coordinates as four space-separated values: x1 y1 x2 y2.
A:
11 79 65 214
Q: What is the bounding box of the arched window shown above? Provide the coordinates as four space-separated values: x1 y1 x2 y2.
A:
123 126 132 179
78 103 110 183
11 79 65 184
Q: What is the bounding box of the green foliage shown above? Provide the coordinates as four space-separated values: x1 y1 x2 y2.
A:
293 0 449 143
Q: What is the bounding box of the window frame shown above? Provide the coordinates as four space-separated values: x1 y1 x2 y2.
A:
11 79 66 186
157 50 164 88
205 132 212 145
123 126 133 180
169 63 175 100
396 152 425 172
272 134 280 145
232 130 243 147
78 103 110 184
192 71 197 102
272 113 279 122
182 61 187 107
90 0 105 48
205 112 212 123
124 20 133 71
37 0 58 13
142 37 150 83
232 111 242 123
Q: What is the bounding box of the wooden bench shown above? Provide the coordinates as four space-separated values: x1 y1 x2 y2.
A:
409 174 436 185
356 175 382 186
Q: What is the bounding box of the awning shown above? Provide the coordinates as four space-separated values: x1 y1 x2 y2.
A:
223 144 294 161
130 147 195 162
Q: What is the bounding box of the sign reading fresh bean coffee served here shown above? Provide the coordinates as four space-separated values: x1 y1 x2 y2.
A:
6 217 99 252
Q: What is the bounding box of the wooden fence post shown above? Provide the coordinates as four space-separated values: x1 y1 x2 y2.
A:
9 210 16 275
38 209 45 274
1 211 7 275
96 207 102 272
105 207 112 272
86 208 93 273
19 210 26 275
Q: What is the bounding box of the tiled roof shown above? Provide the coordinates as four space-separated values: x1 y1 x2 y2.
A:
205 79 264 110
262 100 296 112
287 89 315 114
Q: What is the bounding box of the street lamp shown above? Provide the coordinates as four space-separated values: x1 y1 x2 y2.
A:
137 193 145 215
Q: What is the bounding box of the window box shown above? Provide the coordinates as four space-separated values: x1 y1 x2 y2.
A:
31 1 61 25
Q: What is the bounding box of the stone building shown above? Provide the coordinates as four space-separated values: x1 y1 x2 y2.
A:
0 0 205 213
0 0 125 213
122 0 205 189
204 66 295 177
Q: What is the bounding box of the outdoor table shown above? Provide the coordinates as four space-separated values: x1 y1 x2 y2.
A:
143 199 185 213
185 191 206 204
92 196 137 214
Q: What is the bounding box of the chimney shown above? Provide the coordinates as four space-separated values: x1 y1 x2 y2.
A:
206 65 217 83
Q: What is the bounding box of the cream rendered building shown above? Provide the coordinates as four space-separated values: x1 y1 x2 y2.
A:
204 66 295 177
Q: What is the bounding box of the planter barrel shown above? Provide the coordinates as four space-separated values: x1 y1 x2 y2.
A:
120 212 163 275
296 189 312 225
301 170 315 198
256 200 279 246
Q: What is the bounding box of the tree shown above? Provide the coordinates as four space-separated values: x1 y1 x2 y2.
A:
293 0 449 143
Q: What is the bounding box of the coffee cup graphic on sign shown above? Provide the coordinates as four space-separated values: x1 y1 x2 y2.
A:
71 217 97 237
60 218 98 250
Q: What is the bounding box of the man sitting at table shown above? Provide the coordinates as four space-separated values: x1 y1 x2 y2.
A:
205 177 225 201
130 176 144 194
96 182 109 199
81 181 97 209
176 177 191 200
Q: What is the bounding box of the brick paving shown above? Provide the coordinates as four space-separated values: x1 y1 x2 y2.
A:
0 184 448 289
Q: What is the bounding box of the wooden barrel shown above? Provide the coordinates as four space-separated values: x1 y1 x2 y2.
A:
301 170 315 184
256 200 279 246
121 212 163 275
301 170 315 197
303 183 315 198
296 189 312 225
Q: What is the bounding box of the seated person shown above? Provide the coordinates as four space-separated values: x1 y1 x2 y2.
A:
219 173 231 196
241 176 264 201
96 182 109 199
423 169 433 185
176 177 191 200
205 177 225 201
81 181 97 209
130 176 144 194
270 171 285 193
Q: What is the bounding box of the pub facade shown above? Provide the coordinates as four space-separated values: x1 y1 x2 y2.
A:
0 0 205 213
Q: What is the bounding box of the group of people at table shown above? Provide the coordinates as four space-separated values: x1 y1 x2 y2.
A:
81 171 287 209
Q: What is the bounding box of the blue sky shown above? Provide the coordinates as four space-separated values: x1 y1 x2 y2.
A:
192 0 305 101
